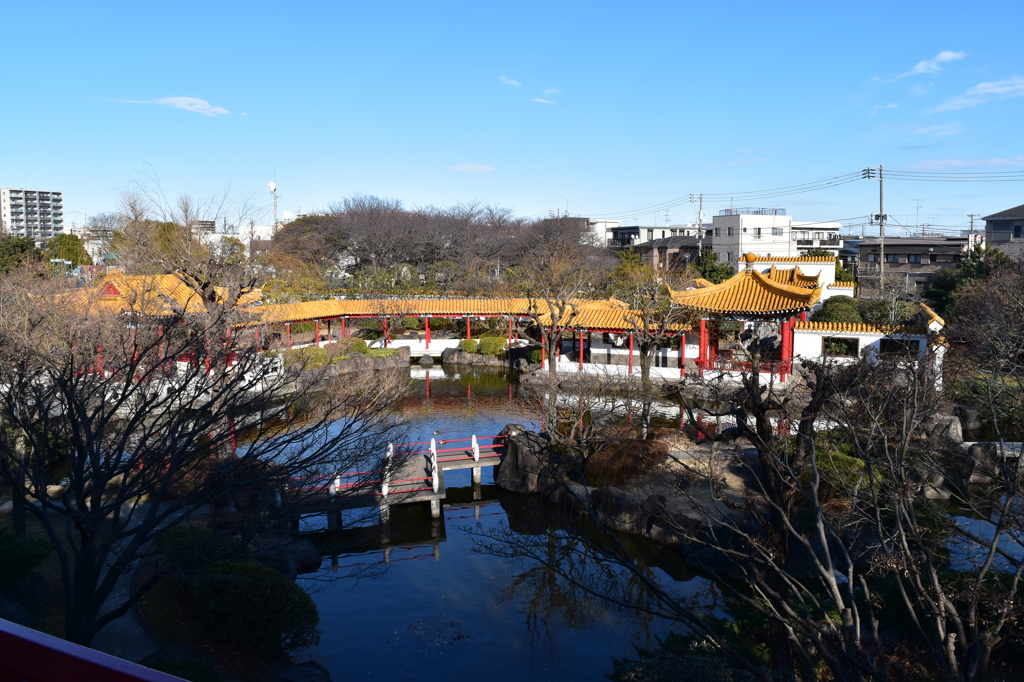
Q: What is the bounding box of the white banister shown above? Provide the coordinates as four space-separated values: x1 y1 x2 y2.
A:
382 443 394 497
430 437 439 493
472 434 480 462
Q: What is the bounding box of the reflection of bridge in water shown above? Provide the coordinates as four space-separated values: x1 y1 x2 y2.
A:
306 487 504 569
287 434 509 544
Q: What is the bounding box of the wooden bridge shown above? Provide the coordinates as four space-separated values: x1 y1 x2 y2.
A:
286 434 508 539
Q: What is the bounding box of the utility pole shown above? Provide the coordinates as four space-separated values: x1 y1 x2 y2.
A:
690 193 704 254
914 198 924 237
863 166 887 289
968 213 980 246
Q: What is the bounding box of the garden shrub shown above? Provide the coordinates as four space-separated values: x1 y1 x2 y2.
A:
156 525 243 567
400 317 421 330
478 336 507 357
364 348 399 358
190 560 320 655
324 338 367 357
281 346 329 369
811 296 864 325
586 440 670 487
288 321 315 333
459 339 480 353
527 348 543 364
0 527 51 586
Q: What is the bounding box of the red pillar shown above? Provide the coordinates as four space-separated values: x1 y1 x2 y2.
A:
286 323 292 350
315 319 320 346
425 316 431 349
579 329 584 371
383 318 389 347
541 345 546 369
698 319 708 376
327 318 332 342
628 332 634 374
800 311 808 323
466 316 471 340
341 317 347 338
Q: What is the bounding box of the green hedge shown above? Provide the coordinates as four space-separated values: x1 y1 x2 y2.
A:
190 560 320 655
365 348 400 358
280 346 330 369
527 348 543 365
400 317 421 330
155 525 243 567
478 336 507 357
459 339 480 353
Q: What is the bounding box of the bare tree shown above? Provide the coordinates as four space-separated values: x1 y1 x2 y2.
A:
0 263 406 646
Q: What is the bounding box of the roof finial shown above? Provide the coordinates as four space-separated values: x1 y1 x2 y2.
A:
743 253 757 272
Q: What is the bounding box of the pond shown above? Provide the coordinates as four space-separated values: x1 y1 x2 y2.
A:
295 366 713 681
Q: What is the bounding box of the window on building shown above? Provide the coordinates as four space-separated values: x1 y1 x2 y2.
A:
727 227 734 236
823 337 859 357
908 254 922 263
755 228 762 238
930 254 938 263
867 253 876 262
647 230 653 240
1015 225 1023 239
714 228 720 237
772 227 783 236
886 254 899 263
879 338 920 356
814 232 823 240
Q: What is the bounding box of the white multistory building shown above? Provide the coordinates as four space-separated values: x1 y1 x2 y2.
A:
709 208 842 263
0 188 64 244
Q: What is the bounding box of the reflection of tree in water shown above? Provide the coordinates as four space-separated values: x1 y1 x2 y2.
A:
473 495 710 655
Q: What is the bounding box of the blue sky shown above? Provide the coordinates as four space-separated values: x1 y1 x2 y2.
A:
3 0 1023 237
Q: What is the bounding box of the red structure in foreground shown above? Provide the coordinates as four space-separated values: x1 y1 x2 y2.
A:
0 618 183 682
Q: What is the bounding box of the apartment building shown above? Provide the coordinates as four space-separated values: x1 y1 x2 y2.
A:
856 237 968 291
984 203 1024 256
709 208 843 264
0 188 64 243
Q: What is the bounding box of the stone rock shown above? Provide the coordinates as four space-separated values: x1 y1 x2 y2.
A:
966 442 1000 484
954 404 984 432
590 486 641 532
290 539 324 574
494 428 551 494
440 347 459 365
923 484 951 500
419 355 434 368
923 415 963 446
513 358 530 373
277 661 333 682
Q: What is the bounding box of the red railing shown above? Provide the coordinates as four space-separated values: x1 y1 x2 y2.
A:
695 358 792 374
0 617 185 682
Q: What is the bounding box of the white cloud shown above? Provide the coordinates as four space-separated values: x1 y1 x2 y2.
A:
912 123 963 136
449 163 494 173
894 50 966 79
869 103 899 114
498 76 521 86
931 75 1024 111
241 112 248 117
543 87 560 94
531 98 554 104
121 96 229 117
904 156 1024 171
908 84 931 96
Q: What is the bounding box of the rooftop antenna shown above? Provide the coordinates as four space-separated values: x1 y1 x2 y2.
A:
565 195 570 217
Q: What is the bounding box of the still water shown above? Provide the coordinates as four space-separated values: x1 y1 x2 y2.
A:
298 367 710 681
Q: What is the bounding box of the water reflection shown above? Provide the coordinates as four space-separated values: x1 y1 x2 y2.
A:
296 367 708 681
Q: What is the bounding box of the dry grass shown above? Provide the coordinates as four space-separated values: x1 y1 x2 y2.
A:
586 439 670 488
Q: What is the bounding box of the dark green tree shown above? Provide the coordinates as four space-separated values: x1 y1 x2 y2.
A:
0 236 41 274
810 296 864 324
693 249 735 284
926 244 1011 315
44 233 93 267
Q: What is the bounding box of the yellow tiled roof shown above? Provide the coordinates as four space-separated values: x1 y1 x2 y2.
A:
794 321 928 335
750 255 836 263
72 272 262 317
764 265 820 288
249 298 544 325
670 270 820 315
918 303 945 327
827 282 856 289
